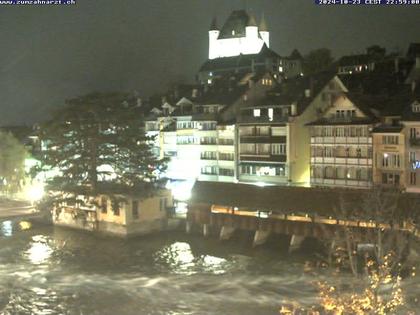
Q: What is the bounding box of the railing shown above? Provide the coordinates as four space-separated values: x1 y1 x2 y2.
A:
410 138 420 147
219 139 234 146
209 205 416 235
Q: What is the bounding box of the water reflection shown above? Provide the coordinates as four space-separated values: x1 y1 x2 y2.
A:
157 242 195 274
19 221 32 231
25 235 52 264
1 220 13 237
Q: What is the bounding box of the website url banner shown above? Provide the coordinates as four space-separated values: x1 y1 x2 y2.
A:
0 0 75 5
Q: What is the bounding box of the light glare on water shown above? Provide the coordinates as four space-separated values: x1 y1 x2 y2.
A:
0 221 418 314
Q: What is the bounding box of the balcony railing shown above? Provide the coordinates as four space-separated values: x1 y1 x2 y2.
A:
200 155 217 160
219 139 234 146
410 138 420 147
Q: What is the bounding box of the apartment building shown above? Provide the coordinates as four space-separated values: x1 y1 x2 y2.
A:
308 93 377 188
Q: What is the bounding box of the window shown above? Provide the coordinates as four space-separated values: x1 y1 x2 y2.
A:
411 172 417 185
132 200 139 218
201 151 217 160
382 153 399 168
382 135 399 145
112 200 120 216
219 152 234 161
200 137 217 145
241 165 256 175
410 152 416 163
253 109 261 117
159 198 167 212
271 143 286 155
410 128 417 139
382 173 400 185
101 197 107 213
412 102 420 113
275 166 286 176
268 108 274 121
201 166 217 175
219 168 234 176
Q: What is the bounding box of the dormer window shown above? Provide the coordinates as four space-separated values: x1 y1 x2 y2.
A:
412 101 420 113
253 109 261 117
232 30 235 36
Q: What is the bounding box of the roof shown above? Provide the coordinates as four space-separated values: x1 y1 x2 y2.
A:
199 44 280 73
259 13 268 32
372 124 404 133
407 43 420 59
218 10 252 39
289 49 303 60
194 74 249 105
306 117 375 126
260 71 336 115
188 181 420 217
338 54 373 67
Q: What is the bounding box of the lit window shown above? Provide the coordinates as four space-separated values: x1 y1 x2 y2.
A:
279 66 284 72
253 109 261 117
268 108 274 121
207 79 212 84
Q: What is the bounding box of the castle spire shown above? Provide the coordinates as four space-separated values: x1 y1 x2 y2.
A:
209 17 218 31
259 13 268 32
247 12 257 27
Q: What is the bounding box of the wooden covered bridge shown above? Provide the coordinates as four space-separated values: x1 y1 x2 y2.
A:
186 181 420 250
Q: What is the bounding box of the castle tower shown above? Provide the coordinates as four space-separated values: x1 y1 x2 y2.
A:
245 12 258 39
259 13 270 48
208 17 220 59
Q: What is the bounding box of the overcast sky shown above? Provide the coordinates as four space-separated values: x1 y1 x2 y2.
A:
0 0 418 125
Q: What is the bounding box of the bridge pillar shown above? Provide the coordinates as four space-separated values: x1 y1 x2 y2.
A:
289 235 305 253
203 223 210 237
219 226 236 241
253 230 271 247
186 221 192 234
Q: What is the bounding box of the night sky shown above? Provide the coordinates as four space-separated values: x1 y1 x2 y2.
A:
0 0 418 125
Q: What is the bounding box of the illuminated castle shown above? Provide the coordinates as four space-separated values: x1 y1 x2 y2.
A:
208 10 269 59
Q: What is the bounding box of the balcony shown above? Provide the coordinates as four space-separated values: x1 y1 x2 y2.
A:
240 135 286 144
311 136 372 145
200 155 217 160
240 154 286 163
311 156 372 166
410 138 420 147
237 115 288 124
219 139 234 146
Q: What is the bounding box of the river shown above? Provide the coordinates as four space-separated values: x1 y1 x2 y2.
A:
0 220 419 314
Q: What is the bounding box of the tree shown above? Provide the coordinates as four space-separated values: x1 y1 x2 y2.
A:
303 48 334 75
0 131 27 195
35 92 168 207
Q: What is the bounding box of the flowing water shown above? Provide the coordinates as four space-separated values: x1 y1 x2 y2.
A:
0 220 419 315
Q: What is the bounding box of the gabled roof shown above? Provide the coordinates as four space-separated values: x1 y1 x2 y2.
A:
289 49 303 60
218 10 251 39
259 71 337 115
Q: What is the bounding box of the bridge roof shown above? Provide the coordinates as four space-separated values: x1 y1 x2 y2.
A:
189 181 420 219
